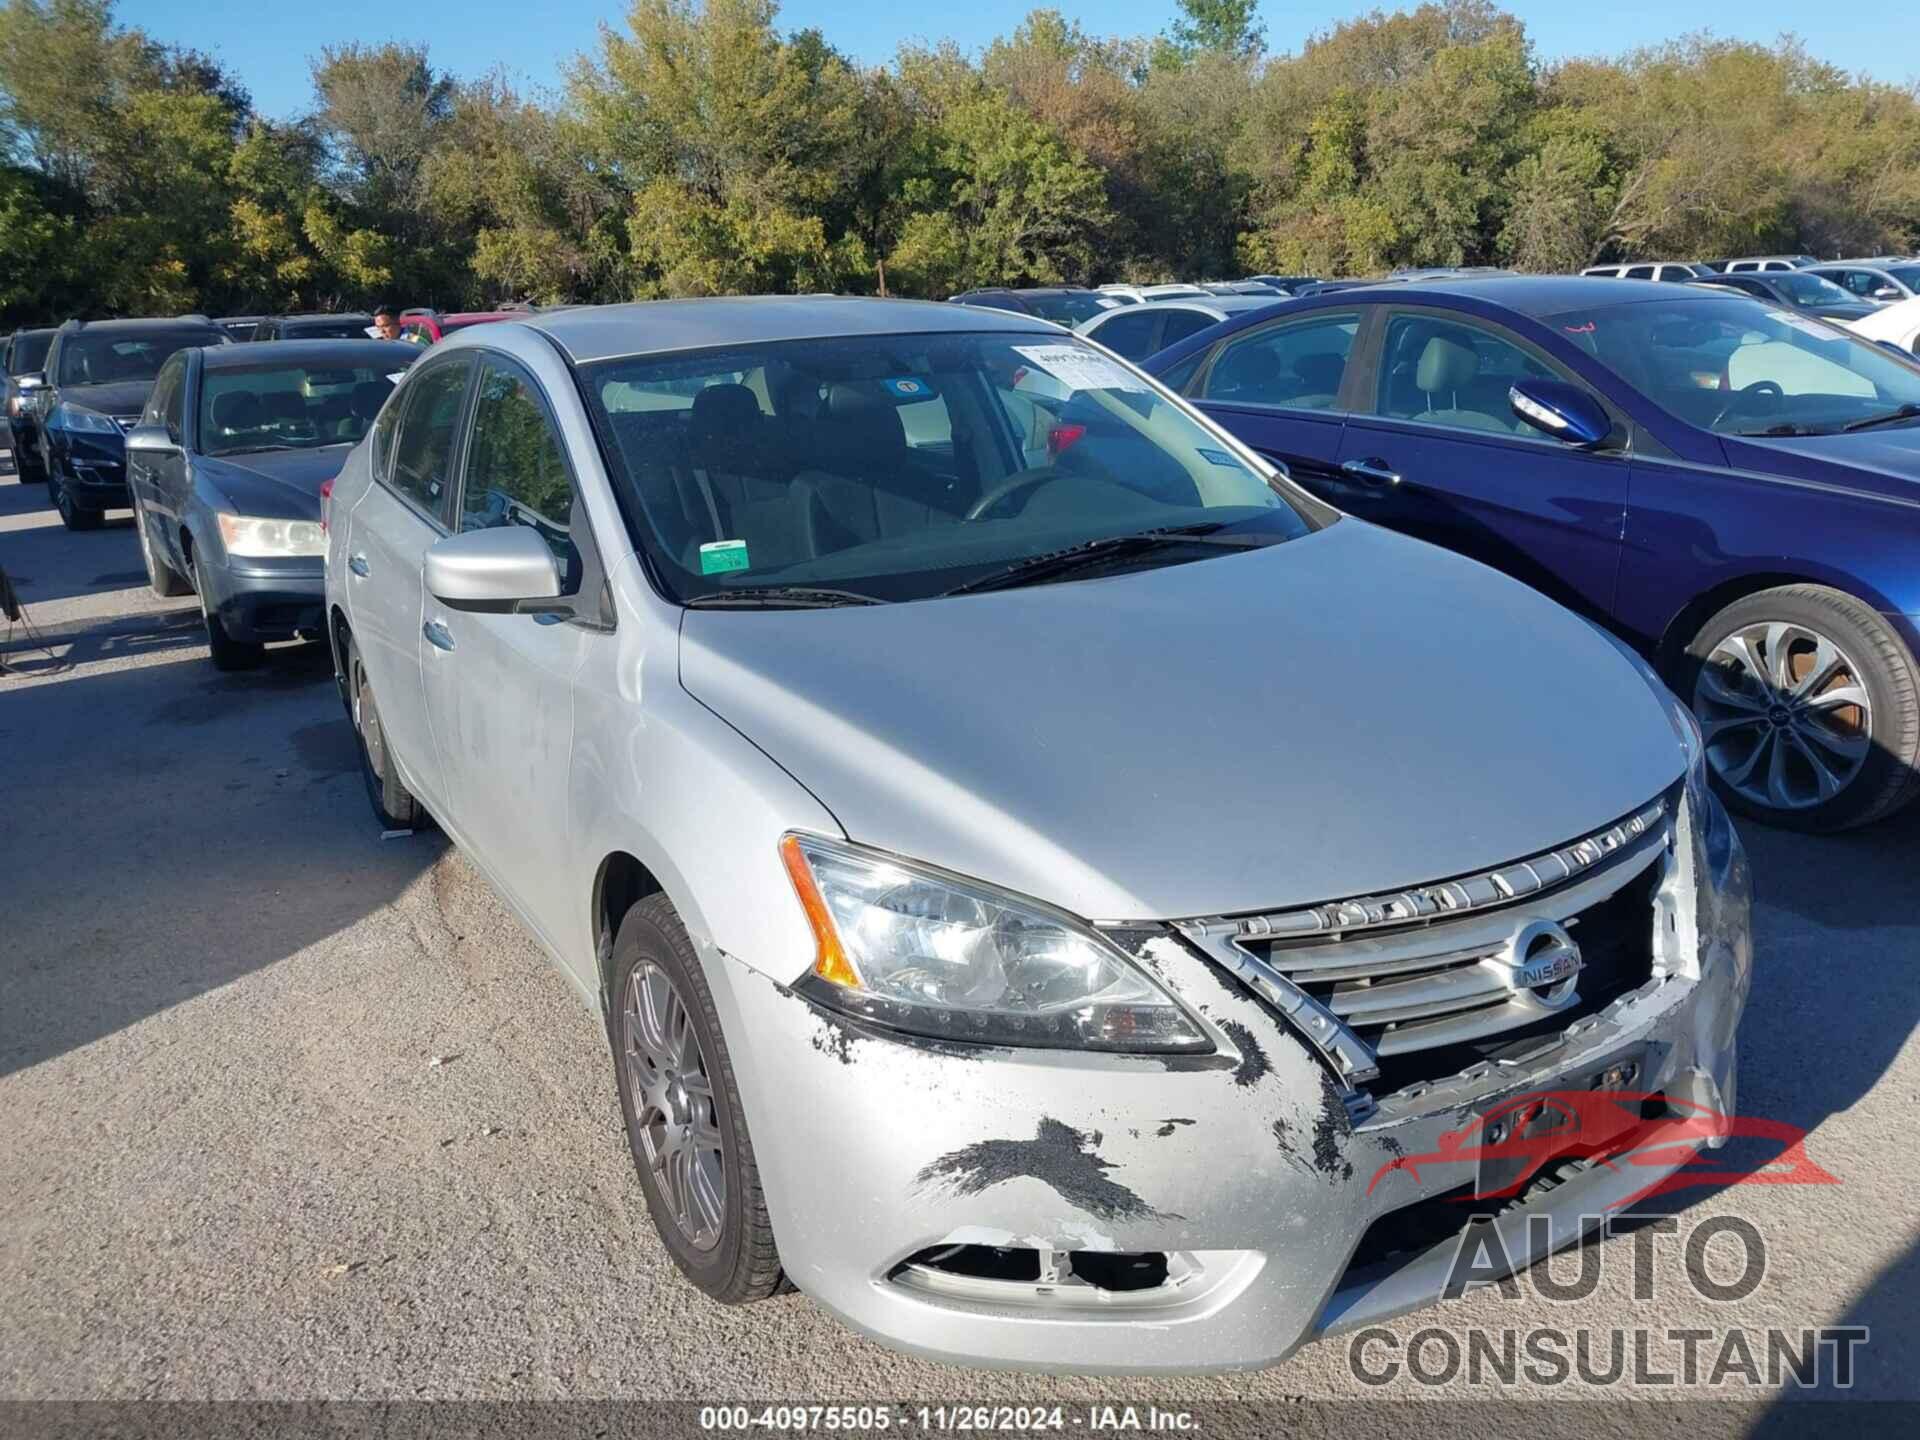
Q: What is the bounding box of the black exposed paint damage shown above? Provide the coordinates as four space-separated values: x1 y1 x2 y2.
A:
1312 1073 1355 1183
811 1014 859 1065
1155 1118 1196 1138
915 1118 1178 1222
1270 1116 1316 1177
1218 1020 1271 1088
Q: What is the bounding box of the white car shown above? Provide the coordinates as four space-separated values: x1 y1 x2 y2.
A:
1580 262 1716 283
1804 262 1920 306
1076 296 1281 362
1097 283 1213 305
1847 294 1920 355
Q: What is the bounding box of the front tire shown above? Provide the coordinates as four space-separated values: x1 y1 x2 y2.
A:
340 627 421 829
191 556 265 672
50 462 101 530
607 894 784 1304
14 444 46 483
135 499 190 597
1684 585 1920 831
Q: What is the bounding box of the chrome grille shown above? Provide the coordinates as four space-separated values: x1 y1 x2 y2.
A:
1174 798 1671 1091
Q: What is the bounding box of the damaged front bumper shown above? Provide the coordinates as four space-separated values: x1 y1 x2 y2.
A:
704 793 1751 1374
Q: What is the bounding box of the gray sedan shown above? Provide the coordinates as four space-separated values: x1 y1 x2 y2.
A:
321 297 1749 1373
125 339 420 668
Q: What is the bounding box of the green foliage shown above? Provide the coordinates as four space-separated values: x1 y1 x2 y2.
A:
1 0 1919 327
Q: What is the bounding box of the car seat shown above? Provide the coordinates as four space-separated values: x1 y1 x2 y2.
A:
1412 335 1512 433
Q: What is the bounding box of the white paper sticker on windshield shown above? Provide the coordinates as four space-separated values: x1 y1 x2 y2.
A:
1013 344 1150 394
1768 309 1838 340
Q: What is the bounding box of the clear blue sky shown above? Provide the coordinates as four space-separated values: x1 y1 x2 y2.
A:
125 1 1907 120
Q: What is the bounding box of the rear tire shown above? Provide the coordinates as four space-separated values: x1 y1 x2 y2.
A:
341 627 421 829
1683 585 1920 832
607 894 785 1304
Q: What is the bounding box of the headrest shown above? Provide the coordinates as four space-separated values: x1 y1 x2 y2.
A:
1416 335 1479 394
349 381 390 424
1293 352 1344 394
812 383 905 470
1210 343 1276 395
212 391 263 432
686 383 770 474
688 384 764 443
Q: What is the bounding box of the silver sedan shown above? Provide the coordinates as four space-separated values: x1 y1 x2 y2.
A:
322 296 1749 1373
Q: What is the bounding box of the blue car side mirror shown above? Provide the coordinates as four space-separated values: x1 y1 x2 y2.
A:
1874 338 1918 362
1509 378 1612 447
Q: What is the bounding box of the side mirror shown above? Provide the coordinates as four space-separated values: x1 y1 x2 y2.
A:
15 371 44 391
124 422 177 455
425 526 564 614
1510 379 1612 447
1873 287 1902 302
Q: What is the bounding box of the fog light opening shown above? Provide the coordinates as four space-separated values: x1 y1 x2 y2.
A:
1067 1250 1170 1292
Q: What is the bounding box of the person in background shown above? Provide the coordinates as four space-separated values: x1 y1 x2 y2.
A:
373 305 422 344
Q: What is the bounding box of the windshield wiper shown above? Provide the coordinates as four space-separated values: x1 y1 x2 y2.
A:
1734 423 1825 437
683 585 885 610
941 523 1276 598
1842 403 1920 433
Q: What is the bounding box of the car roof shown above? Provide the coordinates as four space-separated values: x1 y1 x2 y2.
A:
11 325 57 338
57 316 224 333
1325 274 1733 316
525 296 1057 364
276 312 374 322
200 338 420 370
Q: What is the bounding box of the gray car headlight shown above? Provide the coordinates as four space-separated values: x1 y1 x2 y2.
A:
217 513 326 558
781 833 1209 1053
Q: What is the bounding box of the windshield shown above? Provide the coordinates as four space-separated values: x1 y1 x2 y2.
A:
199 361 403 457
10 333 52 373
1546 295 1920 436
1772 273 1855 306
585 331 1315 604
1024 293 1114 327
57 328 221 387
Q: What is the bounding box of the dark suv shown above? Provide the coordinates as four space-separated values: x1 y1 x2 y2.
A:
4 326 57 483
249 313 374 342
38 316 228 529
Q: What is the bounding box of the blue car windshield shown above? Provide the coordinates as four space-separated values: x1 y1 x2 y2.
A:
583 332 1315 603
1546 296 1920 436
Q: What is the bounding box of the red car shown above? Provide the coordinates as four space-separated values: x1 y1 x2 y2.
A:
398 308 526 344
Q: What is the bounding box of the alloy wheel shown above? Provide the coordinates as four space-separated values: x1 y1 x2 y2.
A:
1693 620 1873 812
622 961 726 1252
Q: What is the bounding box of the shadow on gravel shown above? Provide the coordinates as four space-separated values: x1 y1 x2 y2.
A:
0 638 444 1078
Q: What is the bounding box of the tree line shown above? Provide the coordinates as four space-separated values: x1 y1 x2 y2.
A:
2 0 1917 326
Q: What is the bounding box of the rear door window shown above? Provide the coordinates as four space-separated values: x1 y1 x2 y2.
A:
1088 309 1166 361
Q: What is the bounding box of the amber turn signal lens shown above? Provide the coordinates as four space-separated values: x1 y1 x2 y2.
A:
780 834 862 989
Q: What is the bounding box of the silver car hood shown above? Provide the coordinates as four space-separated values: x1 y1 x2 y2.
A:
679 520 1685 922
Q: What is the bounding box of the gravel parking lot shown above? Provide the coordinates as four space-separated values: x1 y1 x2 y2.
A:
2 458 1916 1413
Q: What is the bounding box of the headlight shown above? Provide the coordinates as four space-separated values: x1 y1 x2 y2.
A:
780 834 1210 1053
217 512 326 558
57 405 119 434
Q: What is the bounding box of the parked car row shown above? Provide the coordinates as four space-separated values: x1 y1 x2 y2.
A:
21 279 1916 1374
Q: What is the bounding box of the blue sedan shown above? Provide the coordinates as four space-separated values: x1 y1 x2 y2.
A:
1146 275 1920 832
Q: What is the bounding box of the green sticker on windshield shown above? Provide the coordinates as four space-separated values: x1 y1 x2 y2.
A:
699 539 750 575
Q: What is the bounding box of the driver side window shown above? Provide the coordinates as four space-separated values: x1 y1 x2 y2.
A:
459 357 579 588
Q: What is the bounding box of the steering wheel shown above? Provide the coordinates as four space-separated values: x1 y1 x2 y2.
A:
965 466 1064 522
1712 380 1784 429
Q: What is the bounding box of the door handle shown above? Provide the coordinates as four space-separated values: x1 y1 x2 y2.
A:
348 553 371 577
423 618 456 653
1340 458 1403 487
